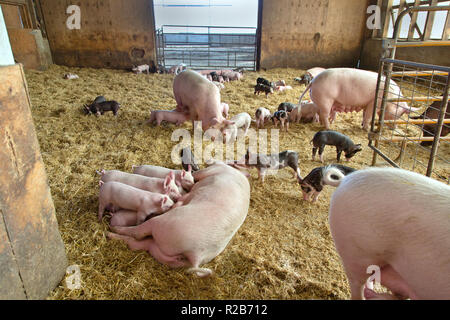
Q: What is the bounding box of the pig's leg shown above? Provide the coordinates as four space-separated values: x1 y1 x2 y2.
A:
379 265 415 299
362 101 375 131
110 210 138 227
146 240 190 268
111 219 155 240
312 191 321 202
98 201 107 222
336 148 343 162
318 146 325 163
312 147 317 161
107 232 154 251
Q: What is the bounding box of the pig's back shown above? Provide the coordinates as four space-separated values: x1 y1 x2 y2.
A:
173 70 219 104
312 68 379 106
150 168 250 261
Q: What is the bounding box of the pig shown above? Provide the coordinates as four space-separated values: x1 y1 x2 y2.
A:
298 164 356 202
97 169 182 201
107 162 250 277
254 83 274 97
63 73 79 80
257 77 273 88
146 110 190 126
180 147 200 172
222 112 252 144
173 70 233 132
233 149 301 183
110 210 139 227
98 181 174 224
87 100 121 117
410 98 450 146
311 130 362 163
168 63 187 75
325 166 450 300
274 85 293 92
278 102 296 113
289 102 320 123
212 81 225 90
83 96 107 115
272 110 289 132
298 68 419 130
220 102 230 118
254 107 272 129
294 67 326 85
220 70 243 81
132 165 195 192
132 64 150 74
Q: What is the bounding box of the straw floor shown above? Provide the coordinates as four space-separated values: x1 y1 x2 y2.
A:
23 65 448 300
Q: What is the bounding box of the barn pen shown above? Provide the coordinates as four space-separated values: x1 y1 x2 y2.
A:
0 0 449 301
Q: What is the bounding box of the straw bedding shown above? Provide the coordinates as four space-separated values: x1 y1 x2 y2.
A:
23 65 448 300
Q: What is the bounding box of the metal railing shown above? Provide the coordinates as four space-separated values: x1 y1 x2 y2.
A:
156 25 257 71
369 5 450 184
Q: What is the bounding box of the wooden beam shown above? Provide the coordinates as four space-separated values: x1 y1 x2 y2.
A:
423 0 439 40
381 0 395 38
443 9 450 40
395 40 450 47
397 0 408 39
408 0 422 40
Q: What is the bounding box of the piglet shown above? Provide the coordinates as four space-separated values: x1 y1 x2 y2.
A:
254 83 274 97
180 147 200 172
298 164 356 202
221 102 230 118
311 130 362 163
278 102 296 113
132 64 150 74
133 165 195 191
98 181 174 224
254 107 272 129
289 102 319 123
88 101 121 117
146 110 190 126
272 110 289 132
222 112 252 144
97 169 182 201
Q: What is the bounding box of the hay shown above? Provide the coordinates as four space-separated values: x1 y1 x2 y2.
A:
23 65 447 300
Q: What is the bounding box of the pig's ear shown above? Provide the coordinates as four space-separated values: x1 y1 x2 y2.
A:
161 196 169 206
163 174 170 189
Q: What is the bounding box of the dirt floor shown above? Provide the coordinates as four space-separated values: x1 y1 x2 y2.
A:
23 65 449 300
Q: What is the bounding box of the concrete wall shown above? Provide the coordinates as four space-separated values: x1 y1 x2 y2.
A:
0 7 15 66
259 0 369 69
40 0 157 69
361 38 450 71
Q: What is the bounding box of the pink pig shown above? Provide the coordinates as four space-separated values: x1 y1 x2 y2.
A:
173 70 234 131
146 110 190 126
98 181 174 224
132 165 195 191
108 162 250 277
97 169 182 201
325 167 450 300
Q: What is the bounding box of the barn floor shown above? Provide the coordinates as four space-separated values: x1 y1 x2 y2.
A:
24 65 448 300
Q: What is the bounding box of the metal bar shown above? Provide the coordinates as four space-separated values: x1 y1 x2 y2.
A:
386 96 443 102
382 119 450 125
382 58 450 72
395 40 450 47
391 70 449 76
443 10 450 40
426 76 450 176
369 144 401 168
162 24 257 29
370 59 386 166
385 136 450 142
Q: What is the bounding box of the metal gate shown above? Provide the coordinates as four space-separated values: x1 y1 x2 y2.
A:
368 5 450 184
156 25 257 71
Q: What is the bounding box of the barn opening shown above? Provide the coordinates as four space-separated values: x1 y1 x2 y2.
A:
153 0 259 70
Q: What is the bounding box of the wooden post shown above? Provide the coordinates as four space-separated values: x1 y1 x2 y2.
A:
408 0 422 40
423 0 439 40
0 64 67 299
381 0 395 38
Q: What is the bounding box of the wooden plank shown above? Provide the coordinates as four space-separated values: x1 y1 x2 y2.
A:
408 0 422 40
443 9 450 40
382 0 395 38
423 0 439 40
395 40 450 46
0 64 67 299
1 3 22 28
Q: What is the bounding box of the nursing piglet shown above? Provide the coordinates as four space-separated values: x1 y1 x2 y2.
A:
132 165 195 191
98 181 174 224
326 167 450 300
